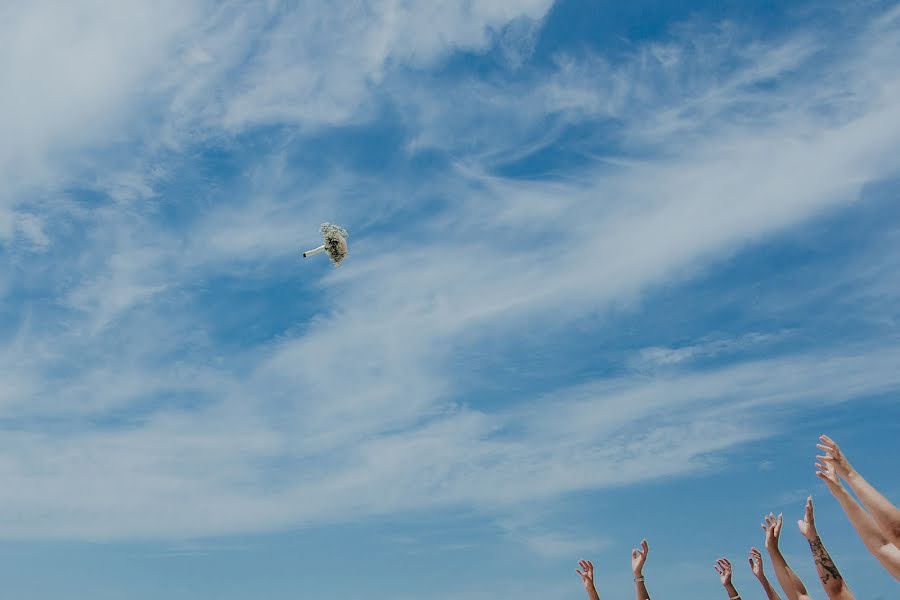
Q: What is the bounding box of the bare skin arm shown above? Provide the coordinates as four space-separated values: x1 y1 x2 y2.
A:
762 512 814 600
818 435 900 546
631 539 650 600
816 457 900 580
714 558 742 599
749 547 784 600
576 560 601 600
797 496 855 600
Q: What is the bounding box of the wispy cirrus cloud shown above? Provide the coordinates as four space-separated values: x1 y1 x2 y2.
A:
0 2 899 546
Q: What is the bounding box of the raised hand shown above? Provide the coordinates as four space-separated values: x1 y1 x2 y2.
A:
714 558 733 585
749 547 765 579
631 539 649 576
817 435 853 478
797 496 819 542
816 458 844 494
576 560 596 591
762 513 784 551
749 547 785 600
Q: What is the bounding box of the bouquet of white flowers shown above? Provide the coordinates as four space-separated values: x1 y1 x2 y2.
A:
303 223 349 266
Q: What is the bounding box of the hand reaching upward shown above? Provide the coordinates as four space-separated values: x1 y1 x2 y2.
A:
762 510 811 600
762 513 784 552
714 558 733 586
749 547 784 600
749 547 765 580
576 560 596 592
798 496 819 542
817 435 853 477
631 540 651 600
816 458 844 493
631 539 649 577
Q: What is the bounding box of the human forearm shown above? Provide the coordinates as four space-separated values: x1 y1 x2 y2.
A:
844 470 900 545
584 584 600 600
831 484 889 546
634 576 650 600
723 581 741 599
755 573 783 600
808 535 853 599
766 547 810 600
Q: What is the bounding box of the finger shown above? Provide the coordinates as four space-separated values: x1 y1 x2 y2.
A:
587 560 594 571
820 434 835 445
642 539 649 555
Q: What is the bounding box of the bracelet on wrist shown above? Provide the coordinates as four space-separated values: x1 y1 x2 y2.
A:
634 576 644 582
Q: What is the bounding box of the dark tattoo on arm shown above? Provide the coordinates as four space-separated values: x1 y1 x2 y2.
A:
809 537 842 585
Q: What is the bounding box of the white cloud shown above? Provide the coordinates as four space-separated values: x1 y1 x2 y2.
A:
0 3 899 541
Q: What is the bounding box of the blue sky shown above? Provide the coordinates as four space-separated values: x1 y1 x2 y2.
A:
1 0 899 598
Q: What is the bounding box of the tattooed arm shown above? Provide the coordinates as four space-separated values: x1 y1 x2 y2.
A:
762 513 813 600
816 458 900 580
818 435 900 546
798 496 855 600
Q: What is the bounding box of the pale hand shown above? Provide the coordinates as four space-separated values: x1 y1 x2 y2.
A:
761 512 783 551
632 539 649 576
815 458 844 493
748 547 765 579
797 496 818 541
714 558 733 585
816 435 853 477
577 560 596 591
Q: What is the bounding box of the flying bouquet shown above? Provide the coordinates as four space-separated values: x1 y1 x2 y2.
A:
303 223 349 266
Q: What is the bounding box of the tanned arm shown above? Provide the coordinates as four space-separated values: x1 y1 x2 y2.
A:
816 457 900 580
576 560 601 600
749 547 783 600
818 435 900 546
762 512 814 600
797 496 855 600
714 558 743 600
631 539 650 600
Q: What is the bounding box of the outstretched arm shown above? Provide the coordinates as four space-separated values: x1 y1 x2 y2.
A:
818 435 900 546
632 539 650 600
749 547 783 600
576 560 601 600
714 558 743 600
797 496 855 600
762 513 814 600
816 458 900 580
